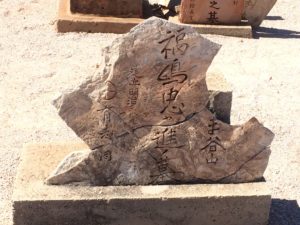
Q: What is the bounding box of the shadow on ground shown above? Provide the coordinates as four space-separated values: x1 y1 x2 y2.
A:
269 199 300 225
253 27 300 39
265 16 285 21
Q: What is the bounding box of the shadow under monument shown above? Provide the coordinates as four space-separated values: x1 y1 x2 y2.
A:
265 16 284 21
269 199 300 225
253 27 300 39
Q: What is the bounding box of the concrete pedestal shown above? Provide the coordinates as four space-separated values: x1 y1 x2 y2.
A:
13 143 271 225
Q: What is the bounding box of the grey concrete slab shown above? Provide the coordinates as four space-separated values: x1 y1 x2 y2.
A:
13 143 271 225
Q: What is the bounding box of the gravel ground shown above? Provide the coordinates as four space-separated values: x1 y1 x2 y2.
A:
0 0 299 224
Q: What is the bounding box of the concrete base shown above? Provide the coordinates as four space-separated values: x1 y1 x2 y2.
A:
169 17 253 38
57 0 253 38
13 143 271 225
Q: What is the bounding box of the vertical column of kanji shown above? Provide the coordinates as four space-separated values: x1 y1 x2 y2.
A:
207 1 220 24
148 128 184 184
126 66 141 109
157 28 189 119
200 118 226 165
179 0 196 23
91 80 119 163
145 27 191 184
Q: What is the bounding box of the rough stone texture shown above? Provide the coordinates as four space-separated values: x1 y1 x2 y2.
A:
1 1 299 224
244 0 277 27
70 0 143 18
46 17 274 186
13 143 272 225
179 0 244 25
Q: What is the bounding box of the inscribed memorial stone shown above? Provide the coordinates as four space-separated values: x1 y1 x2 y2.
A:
179 0 244 24
46 17 274 186
70 0 143 18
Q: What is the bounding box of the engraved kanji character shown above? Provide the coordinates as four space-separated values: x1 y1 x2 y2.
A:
161 87 179 113
207 11 219 24
209 1 220 10
208 118 220 135
200 136 226 151
158 59 188 85
158 29 189 59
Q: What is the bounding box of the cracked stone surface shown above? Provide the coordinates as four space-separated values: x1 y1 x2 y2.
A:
46 17 274 186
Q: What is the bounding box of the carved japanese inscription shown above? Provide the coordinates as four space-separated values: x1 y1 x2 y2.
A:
200 118 226 164
179 0 244 24
46 18 274 186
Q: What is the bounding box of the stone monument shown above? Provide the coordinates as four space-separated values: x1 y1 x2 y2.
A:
13 17 274 225
179 0 244 24
244 0 278 27
70 0 143 18
46 17 274 186
156 0 277 27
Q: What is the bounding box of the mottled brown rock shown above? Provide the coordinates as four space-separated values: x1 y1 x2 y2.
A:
179 0 244 25
46 17 274 186
244 0 277 27
70 0 143 18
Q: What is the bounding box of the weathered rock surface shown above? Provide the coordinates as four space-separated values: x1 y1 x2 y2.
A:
244 0 277 27
46 17 274 186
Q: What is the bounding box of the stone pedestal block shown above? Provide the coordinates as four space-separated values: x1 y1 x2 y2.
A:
13 143 271 225
70 0 143 18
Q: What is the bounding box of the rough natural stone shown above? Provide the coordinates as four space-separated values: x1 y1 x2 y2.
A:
244 0 277 27
179 0 244 25
70 0 143 18
46 17 274 186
